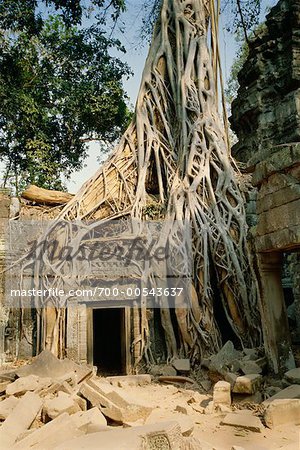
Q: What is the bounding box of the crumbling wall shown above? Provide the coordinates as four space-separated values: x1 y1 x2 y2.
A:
230 0 300 372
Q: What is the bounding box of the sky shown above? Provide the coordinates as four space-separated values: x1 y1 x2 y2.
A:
64 0 277 193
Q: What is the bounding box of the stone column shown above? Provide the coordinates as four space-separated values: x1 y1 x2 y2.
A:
258 252 295 374
0 189 11 363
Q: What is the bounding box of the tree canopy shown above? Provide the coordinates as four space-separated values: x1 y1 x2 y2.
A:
0 0 131 191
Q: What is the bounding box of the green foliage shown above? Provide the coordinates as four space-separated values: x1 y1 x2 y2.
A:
0 1 132 191
225 22 265 105
222 0 262 42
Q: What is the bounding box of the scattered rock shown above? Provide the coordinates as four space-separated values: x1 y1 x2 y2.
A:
175 404 188 414
72 407 107 433
221 411 264 433
224 372 237 388
172 359 191 374
16 350 92 384
233 392 262 405
0 395 20 420
80 378 153 424
106 375 152 387
0 391 42 448
209 341 242 374
213 381 231 407
284 367 300 385
12 412 84 450
145 411 194 436
204 400 214 414
264 386 282 398
54 421 184 450
243 348 258 359
263 384 300 405
161 365 178 377
0 380 10 394
264 399 300 428
199 380 212 392
43 391 81 420
232 374 262 394
239 360 263 375
6 375 52 396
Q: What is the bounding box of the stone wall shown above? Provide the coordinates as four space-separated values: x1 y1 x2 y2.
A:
230 0 300 372
231 0 300 253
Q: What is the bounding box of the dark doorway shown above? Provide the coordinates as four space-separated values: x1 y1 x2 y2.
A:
93 308 126 375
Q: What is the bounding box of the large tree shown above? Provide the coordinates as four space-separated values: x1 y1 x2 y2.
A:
15 0 262 363
0 0 131 191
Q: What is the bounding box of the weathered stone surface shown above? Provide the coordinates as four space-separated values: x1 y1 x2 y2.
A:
208 341 242 374
232 374 262 394
172 359 191 374
80 379 153 424
71 407 107 433
264 399 300 428
0 380 10 393
54 421 183 450
213 381 231 407
233 392 262 405
145 410 194 436
239 360 263 375
221 411 264 433
6 375 52 396
263 384 300 405
0 392 42 448
12 412 84 450
106 375 152 387
43 391 81 419
16 350 92 384
284 367 300 384
0 395 19 420
224 372 237 388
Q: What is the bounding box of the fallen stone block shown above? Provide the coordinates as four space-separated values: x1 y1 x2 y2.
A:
6 374 52 396
72 407 107 433
209 341 242 374
106 374 152 387
16 349 92 384
264 399 300 428
73 394 87 411
146 409 194 436
263 384 300 405
243 348 258 359
239 360 263 375
172 359 191 374
12 412 84 450
43 391 81 419
54 421 183 450
0 395 19 420
0 380 10 394
80 381 152 423
213 381 231 407
181 436 204 450
284 367 300 385
233 392 262 404
0 391 42 448
221 411 264 433
199 380 212 391
232 374 262 394
224 372 237 388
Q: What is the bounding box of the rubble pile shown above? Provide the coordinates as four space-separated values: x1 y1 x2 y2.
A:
0 346 299 449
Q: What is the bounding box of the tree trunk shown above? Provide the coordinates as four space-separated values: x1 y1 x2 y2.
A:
18 0 262 364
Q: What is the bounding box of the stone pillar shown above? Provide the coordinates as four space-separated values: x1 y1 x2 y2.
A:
0 189 11 363
258 252 295 374
292 253 300 337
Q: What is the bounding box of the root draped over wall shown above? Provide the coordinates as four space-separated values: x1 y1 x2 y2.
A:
17 0 262 365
